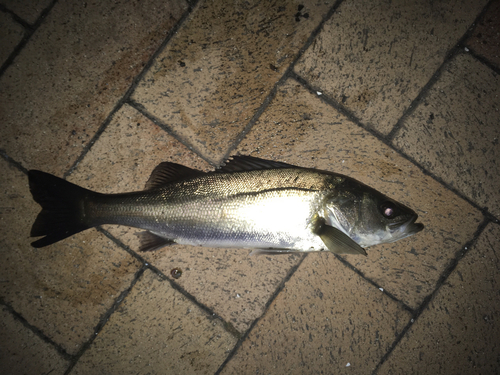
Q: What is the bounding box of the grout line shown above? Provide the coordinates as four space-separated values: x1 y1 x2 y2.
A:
333 255 414 313
214 253 308 374
0 298 73 362
387 0 496 141
0 0 57 77
64 105 123 178
386 50 457 142
63 266 146 375
0 4 34 30
291 71 386 141
96 226 241 338
291 72 499 224
0 148 28 175
461 0 500 70
218 0 347 165
64 1 200 177
115 0 200 105
464 47 500 74
371 217 491 374
127 99 220 167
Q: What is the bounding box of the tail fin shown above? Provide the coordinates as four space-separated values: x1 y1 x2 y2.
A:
28 170 93 248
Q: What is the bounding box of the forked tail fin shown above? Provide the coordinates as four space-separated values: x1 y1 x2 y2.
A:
28 170 93 248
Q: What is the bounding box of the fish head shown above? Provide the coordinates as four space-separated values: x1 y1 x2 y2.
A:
324 178 424 248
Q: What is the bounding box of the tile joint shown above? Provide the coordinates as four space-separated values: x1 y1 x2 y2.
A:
387 0 497 141
0 148 28 175
0 297 73 361
63 266 147 375
214 253 308 375
0 0 57 77
127 98 219 167
334 254 414 313
96 226 241 339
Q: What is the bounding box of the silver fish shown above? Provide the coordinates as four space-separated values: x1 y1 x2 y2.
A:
28 156 423 255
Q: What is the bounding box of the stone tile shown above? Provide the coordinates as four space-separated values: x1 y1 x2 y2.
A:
378 223 500 374
0 158 142 355
0 11 24 67
393 53 500 217
132 0 334 163
2 0 53 24
69 104 303 334
295 0 487 135
221 253 411 374
466 0 500 67
0 306 69 375
0 0 187 176
72 269 237 374
236 79 483 309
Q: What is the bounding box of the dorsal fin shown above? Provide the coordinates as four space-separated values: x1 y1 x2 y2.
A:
145 162 203 190
216 155 297 173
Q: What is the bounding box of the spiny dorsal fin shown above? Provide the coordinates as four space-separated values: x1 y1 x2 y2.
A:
145 162 203 190
216 155 297 173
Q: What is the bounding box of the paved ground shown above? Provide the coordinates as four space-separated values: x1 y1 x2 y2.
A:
1 0 499 374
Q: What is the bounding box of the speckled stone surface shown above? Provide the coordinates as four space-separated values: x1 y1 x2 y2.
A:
0 0 187 175
72 269 238 374
236 80 483 309
221 252 412 374
393 53 500 217
295 0 487 135
466 0 500 67
132 0 334 163
0 11 24 67
0 306 69 375
378 223 500 374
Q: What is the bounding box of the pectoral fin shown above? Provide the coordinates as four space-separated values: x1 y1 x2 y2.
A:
313 217 367 256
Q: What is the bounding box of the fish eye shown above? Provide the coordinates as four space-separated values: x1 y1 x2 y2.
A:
380 201 399 219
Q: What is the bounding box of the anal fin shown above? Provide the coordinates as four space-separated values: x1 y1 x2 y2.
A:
136 231 175 252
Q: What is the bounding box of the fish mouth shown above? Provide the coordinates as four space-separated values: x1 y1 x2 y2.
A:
400 215 424 236
388 215 424 238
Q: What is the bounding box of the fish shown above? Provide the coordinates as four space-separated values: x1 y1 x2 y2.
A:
28 155 423 255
